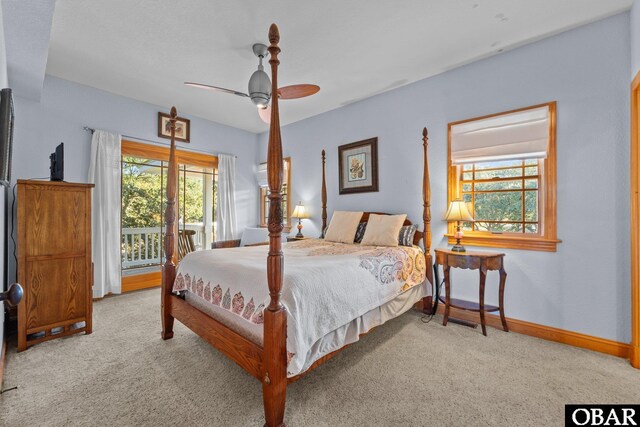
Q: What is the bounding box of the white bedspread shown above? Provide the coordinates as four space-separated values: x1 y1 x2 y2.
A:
173 239 427 375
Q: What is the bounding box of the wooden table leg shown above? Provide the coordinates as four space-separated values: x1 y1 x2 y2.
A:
479 265 487 336
443 265 451 326
499 267 508 332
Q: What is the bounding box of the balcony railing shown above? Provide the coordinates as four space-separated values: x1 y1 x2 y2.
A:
121 223 208 269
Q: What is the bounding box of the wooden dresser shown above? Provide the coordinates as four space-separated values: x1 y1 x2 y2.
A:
17 180 94 351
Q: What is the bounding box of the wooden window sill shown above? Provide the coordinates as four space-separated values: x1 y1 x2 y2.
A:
445 234 561 252
259 225 292 233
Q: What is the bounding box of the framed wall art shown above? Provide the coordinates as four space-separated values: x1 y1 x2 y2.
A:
338 137 378 194
158 112 190 142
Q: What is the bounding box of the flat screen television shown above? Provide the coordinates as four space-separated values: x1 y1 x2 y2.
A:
50 142 64 181
0 88 14 186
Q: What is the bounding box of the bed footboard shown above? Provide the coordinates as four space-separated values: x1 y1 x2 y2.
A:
170 295 264 379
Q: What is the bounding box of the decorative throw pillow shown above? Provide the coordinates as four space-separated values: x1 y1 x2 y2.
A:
398 224 418 247
360 214 407 247
354 222 367 243
324 211 364 244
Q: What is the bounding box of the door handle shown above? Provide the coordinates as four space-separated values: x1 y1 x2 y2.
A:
0 283 23 307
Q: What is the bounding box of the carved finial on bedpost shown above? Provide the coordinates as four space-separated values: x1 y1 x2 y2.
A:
269 23 280 52
321 149 327 234
422 127 431 254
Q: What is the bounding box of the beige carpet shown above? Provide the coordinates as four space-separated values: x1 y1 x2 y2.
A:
1 289 639 427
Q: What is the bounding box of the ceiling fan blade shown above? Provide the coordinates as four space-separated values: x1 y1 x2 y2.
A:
277 84 320 100
258 105 271 124
184 82 249 98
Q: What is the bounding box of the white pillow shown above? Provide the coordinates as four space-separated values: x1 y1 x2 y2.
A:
360 214 407 247
324 211 364 243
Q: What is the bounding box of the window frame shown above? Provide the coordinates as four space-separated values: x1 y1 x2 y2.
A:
259 157 292 232
446 102 559 252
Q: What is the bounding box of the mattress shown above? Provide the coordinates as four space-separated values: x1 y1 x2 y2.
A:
173 239 429 376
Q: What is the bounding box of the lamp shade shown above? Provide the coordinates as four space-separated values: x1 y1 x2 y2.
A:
444 200 474 222
292 202 310 219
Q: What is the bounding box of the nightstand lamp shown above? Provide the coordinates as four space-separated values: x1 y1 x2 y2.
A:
291 202 310 238
445 199 474 252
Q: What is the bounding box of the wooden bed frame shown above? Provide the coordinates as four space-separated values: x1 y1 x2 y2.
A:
161 24 433 427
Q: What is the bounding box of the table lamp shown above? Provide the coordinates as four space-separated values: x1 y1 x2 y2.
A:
291 202 310 238
445 199 474 252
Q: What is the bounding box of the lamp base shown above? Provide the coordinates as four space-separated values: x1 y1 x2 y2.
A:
296 220 304 238
451 225 466 252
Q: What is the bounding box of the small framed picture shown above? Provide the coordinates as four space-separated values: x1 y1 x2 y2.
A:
338 137 378 194
158 112 190 142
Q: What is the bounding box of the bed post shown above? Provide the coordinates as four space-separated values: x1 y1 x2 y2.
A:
321 149 327 234
262 23 287 427
422 127 434 314
161 107 178 340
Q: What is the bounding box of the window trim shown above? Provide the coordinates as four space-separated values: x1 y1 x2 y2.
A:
259 157 292 232
121 139 218 168
446 102 560 252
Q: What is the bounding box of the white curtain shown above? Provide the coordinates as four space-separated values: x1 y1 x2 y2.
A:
88 130 122 298
217 154 237 241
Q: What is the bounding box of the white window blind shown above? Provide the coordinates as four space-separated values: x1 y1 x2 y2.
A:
450 105 550 164
256 163 268 188
255 161 289 188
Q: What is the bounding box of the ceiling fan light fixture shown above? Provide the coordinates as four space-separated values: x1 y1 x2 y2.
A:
251 95 270 108
248 57 272 109
258 105 272 124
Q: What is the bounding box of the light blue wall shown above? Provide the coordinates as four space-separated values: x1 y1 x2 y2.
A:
259 13 632 342
10 75 259 283
0 2 7 89
632 0 640 75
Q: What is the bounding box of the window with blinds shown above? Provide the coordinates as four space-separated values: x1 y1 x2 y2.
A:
448 102 559 251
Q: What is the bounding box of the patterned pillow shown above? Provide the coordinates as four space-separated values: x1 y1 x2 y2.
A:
398 224 418 246
354 222 367 243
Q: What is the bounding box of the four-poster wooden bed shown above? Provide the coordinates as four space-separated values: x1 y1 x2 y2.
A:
161 23 433 427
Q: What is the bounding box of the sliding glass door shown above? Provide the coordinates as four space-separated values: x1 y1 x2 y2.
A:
177 164 217 254
120 141 217 289
121 156 165 271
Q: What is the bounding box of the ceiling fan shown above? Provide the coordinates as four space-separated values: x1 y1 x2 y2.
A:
185 43 320 124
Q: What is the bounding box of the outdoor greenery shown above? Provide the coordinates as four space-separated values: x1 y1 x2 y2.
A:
121 156 214 228
461 159 539 234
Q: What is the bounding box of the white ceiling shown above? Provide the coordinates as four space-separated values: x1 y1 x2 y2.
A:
47 0 632 134
3 0 55 100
